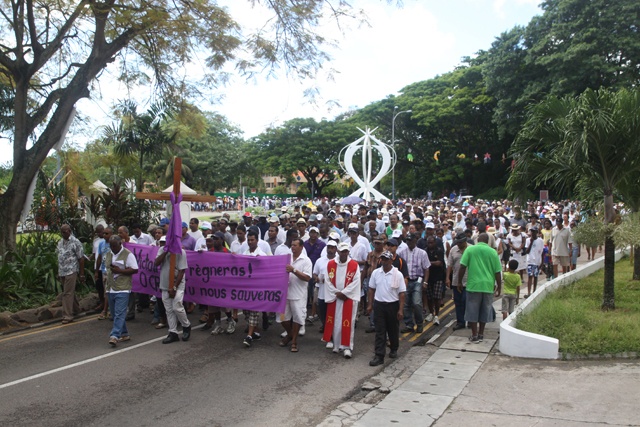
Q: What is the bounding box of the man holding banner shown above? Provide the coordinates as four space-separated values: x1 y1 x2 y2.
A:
323 242 361 359
155 236 192 344
242 230 269 347
281 238 312 353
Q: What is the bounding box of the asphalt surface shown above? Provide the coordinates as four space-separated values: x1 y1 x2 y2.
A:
0 302 454 427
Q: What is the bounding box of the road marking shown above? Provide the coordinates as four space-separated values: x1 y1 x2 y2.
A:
427 319 456 344
0 326 201 390
0 316 100 343
408 303 455 342
398 300 454 342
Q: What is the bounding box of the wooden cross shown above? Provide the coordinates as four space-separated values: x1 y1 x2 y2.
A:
135 157 217 289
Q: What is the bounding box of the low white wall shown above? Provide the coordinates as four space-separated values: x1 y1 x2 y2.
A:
499 250 627 359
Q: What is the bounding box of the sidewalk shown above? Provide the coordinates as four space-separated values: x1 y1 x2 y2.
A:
318 250 640 427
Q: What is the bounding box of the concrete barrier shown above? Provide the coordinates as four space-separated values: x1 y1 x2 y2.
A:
499 250 627 359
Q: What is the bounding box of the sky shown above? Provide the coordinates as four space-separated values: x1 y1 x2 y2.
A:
1 0 544 165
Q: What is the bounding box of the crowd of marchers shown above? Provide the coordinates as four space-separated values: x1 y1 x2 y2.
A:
56 196 598 365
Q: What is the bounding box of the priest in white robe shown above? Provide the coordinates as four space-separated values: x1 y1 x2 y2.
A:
323 242 361 359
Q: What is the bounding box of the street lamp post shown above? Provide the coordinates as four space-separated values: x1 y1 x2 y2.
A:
391 106 412 201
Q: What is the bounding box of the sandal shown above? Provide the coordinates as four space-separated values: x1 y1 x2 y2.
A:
279 336 292 347
97 312 107 320
290 344 299 353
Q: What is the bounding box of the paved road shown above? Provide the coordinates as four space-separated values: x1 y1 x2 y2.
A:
0 303 454 427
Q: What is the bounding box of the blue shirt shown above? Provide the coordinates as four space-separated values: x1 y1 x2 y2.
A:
98 239 110 273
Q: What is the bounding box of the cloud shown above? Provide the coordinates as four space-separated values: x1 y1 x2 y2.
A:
217 1 457 136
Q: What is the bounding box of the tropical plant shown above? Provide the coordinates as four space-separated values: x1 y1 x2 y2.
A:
572 216 608 249
613 213 640 280
100 181 158 230
151 148 194 189
0 231 94 312
102 100 179 193
508 88 640 310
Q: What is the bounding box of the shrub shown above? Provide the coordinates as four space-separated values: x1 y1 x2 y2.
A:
572 216 609 248
0 232 94 312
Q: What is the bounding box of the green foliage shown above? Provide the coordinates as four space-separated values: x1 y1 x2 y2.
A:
371 60 505 197
79 140 140 188
100 181 157 229
0 162 11 192
508 88 640 217
31 171 94 242
484 0 640 140
517 259 640 356
102 100 180 192
572 216 608 248
476 186 508 201
616 173 640 214
322 182 349 199
613 213 640 250
509 87 640 309
272 185 289 195
0 232 89 312
251 117 359 197
175 113 260 193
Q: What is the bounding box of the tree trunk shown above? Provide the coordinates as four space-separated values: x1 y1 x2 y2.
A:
0 199 19 255
634 245 640 280
601 234 616 310
0 154 42 255
601 192 616 310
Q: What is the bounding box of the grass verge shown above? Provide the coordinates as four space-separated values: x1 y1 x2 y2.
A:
517 258 640 356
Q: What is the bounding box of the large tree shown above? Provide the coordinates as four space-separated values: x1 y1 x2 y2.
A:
365 59 502 198
508 88 640 310
251 117 358 197
484 0 640 141
175 113 259 193
0 0 358 253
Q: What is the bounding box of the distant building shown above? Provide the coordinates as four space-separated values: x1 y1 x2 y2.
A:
262 172 307 194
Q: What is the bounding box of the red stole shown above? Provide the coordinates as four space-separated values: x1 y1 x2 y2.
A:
323 259 358 346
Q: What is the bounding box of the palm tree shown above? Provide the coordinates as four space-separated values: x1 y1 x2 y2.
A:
152 147 193 188
508 88 640 310
102 100 178 193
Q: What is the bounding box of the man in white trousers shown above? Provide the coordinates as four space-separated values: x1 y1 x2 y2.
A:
322 242 361 359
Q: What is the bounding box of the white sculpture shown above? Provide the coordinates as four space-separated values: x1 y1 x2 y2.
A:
339 127 395 202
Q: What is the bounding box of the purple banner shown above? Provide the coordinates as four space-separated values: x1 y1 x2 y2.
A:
124 243 290 313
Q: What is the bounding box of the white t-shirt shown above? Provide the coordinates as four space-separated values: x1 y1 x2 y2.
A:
369 266 406 303
288 254 313 300
551 227 572 256
526 237 544 266
237 240 273 255
348 240 369 270
131 233 154 246
194 237 208 251
313 256 334 300
243 247 267 257
92 237 104 256
274 243 308 258
230 239 245 254
187 229 204 241
108 247 139 293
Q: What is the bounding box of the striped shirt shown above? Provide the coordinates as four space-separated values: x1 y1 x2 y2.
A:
406 246 431 280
